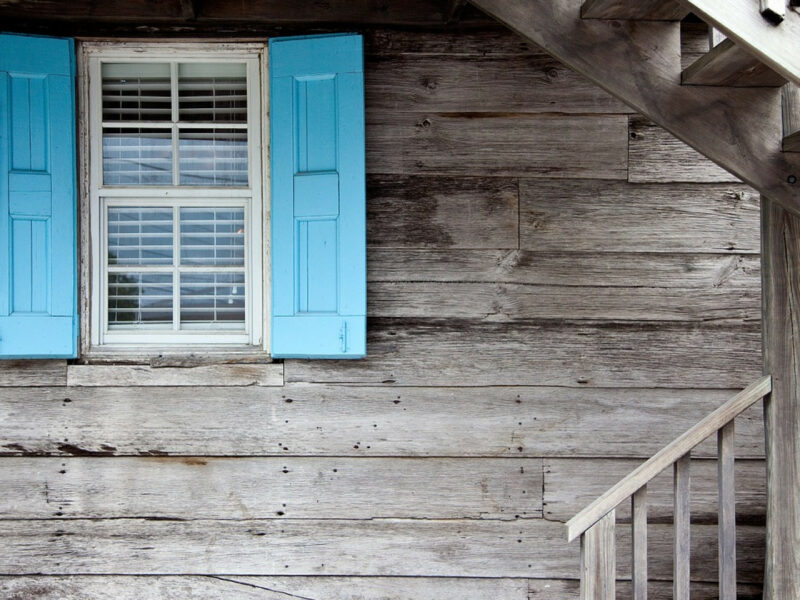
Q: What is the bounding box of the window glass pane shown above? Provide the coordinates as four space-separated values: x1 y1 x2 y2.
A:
108 207 173 266
102 63 171 122
108 272 173 327
179 128 247 186
103 128 172 185
180 272 245 327
178 63 247 123
180 207 244 266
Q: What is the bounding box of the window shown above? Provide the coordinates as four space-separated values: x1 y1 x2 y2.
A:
84 44 265 350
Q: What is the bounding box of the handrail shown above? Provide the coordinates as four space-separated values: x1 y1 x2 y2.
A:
566 375 772 542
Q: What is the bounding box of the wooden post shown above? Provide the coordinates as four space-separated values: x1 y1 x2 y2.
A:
581 511 616 600
761 196 800 600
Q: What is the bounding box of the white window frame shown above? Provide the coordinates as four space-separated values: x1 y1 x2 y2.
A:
80 41 269 354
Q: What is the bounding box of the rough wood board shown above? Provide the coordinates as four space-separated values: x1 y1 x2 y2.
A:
364 27 544 57
628 118 742 183
761 198 800 599
520 180 759 253
66 364 283 387
0 457 542 520
783 83 800 151
544 458 765 523
368 281 759 323
0 576 529 600
366 112 628 179
365 54 630 114
682 39 786 87
367 250 761 287
0 385 765 458
580 0 687 20
0 360 66 387
286 319 762 388
0 519 763 581
470 0 800 214
366 175 519 249
0 576 765 600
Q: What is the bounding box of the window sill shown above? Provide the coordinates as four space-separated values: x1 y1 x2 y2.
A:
68 348 282 387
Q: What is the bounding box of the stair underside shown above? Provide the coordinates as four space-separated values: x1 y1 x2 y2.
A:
470 0 800 217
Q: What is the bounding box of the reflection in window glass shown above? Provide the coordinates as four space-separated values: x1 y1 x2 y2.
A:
180 207 244 266
102 63 171 122
103 128 172 185
108 272 173 327
179 129 248 186
108 207 173 266
178 63 247 123
180 272 245 326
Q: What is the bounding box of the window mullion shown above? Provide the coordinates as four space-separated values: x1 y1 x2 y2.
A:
170 62 179 187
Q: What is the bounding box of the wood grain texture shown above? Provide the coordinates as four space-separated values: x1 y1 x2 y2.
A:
365 54 630 114
0 576 766 600
0 360 66 386
783 83 800 151
673 455 692 600
631 487 648 600
717 423 737 600
470 0 800 214
682 39 786 87
581 0 687 20
544 458 765 523
580 510 615 599
566 377 769 540
520 180 759 253
366 112 628 179
368 281 759 322
628 118 742 183
0 385 766 458
66 364 283 387
285 319 762 388
0 457 542 520
366 175 519 249
367 249 761 286
0 576 530 600
0 519 764 581
761 197 800 599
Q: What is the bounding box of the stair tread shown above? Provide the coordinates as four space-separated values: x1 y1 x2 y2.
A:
682 38 787 87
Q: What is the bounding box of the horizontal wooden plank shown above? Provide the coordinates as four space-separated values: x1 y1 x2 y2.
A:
365 27 543 57
286 319 762 388
366 112 628 179
520 180 760 253
0 519 763 581
368 281 759 322
66 363 283 387
366 175 519 249
367 249 761 286
0 576 764 600
628 117 742 183
580 0 688 20
544 458 765 523
0 360 66 387
0 457 542 520
0 385 765 458
0 576 530 600
682 39 786 87
365 55 630 114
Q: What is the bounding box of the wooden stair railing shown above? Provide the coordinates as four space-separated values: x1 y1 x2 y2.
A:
469 0 800 217
565 375 772 599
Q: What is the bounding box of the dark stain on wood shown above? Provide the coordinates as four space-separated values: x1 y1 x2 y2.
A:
57 444 114 457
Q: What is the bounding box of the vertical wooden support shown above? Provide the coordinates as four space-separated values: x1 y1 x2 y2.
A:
673 454 691 600
631 487 648 600
783 83 800 152
581 510 616 600
761 197 800 600
717 422 737 600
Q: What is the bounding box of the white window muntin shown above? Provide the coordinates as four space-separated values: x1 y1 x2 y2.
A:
86 44 265 350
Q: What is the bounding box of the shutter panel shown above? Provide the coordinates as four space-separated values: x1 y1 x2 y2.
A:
0 34 78 358
270 34 366 358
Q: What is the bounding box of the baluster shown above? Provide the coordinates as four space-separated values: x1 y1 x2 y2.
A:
581 510 616 599
718 421 737 599
631 486 648 600
673 453 691 600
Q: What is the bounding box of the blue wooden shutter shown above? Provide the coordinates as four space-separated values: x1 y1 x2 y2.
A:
0 34 78 358
270 34 366 358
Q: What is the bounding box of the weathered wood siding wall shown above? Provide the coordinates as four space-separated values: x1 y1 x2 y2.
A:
0 27 763 599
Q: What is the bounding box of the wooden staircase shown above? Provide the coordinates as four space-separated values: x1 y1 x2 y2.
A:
469 0 800 216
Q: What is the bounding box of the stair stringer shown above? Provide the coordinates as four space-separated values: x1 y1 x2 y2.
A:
470 0 800 217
